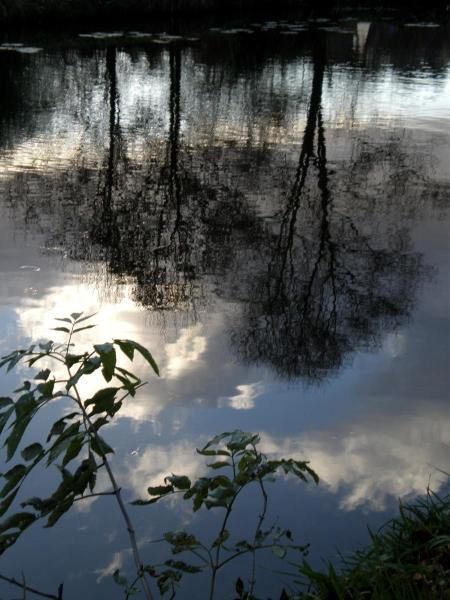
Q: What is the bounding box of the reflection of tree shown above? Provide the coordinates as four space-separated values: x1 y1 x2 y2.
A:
1 34 445 382
93 46 121 252
132 45 195 311
230 44 424 380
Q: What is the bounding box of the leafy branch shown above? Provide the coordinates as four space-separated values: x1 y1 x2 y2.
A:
130 430 319 599
0 313 159 600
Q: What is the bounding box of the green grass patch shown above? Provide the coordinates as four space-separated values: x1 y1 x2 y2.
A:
299 488 450 599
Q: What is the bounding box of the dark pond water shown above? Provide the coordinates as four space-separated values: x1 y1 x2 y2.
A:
0 16 449 599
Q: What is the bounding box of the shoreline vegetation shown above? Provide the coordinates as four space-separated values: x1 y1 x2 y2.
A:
300 488 450 599
0 0 448 27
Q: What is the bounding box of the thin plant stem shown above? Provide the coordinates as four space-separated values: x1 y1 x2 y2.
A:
249 472 269 596
217 544 274 570
0 573 63 600
72 380 154 600
208 453 241 600
64 337 154 600
72 491 116 502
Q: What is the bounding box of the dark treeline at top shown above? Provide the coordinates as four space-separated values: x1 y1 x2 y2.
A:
0 0 447 27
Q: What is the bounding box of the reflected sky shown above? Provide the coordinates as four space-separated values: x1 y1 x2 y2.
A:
0 17 449 599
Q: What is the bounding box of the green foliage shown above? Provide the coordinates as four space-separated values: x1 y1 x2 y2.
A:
1 314 447 599
296 489 450 600
0 313 159 599
132 430 318 598
0 313 320 599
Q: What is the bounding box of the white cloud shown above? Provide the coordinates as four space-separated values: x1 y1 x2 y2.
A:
260 409 450 511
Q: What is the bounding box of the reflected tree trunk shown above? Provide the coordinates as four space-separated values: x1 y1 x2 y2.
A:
271 39 326 299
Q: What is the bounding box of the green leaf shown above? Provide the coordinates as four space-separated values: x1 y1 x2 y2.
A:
90 435 114 457
0 488 20 517
0 531 20 555
207 461 231 470
65 354 84 368
164 560 202 574
13 381 32 393
91 416 109 432
0 398 13 409
113 340 135 360
72 459 96 496
0 407 14 435
114 339 159 376
62 435 85 467
45 498 74 527
21 443 44 461
55 317 72 323
67 356 101 389
37 380 55 398
87 452 97 492
113 569 128 587
94 344 116 382
131 498 161 506
148 485 174 496
28 355 43 367
15 392 37 420
5 415 34 462
52 327 70 334
115 374 137 397
235 577 244 597
201 432 232 451
0 464 27 498
165 475 191 490
163 531 200 552
85 387 119 417
47 423 81 464
34 369 51 381
205 485 235 509
227 431 260 452
0 511 36 534
46 413 79 442
212 529 230 548
272 544 287 559
74 312 97 325
73 325 96 334
39 341 53 353
70 312 83 321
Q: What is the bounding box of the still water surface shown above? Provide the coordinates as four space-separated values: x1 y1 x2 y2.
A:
0 17 449 598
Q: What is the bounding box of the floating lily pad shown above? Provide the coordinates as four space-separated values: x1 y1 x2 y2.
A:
16 47 43 53
319 27 353 34
220 29 248 34
78 32 124 39
0 45 42 53
403 22 440 28
127 32 154 38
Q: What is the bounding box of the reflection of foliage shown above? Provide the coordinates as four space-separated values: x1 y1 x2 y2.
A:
131 430 317 599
